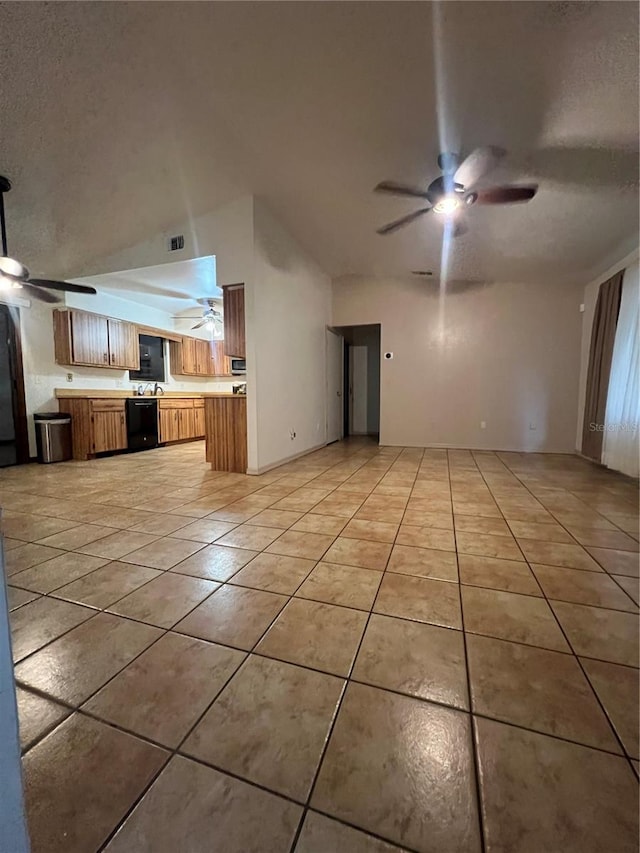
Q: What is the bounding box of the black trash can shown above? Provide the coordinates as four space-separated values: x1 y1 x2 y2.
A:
34 413 72 463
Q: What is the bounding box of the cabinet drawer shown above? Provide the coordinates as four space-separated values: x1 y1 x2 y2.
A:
159 398 195 409
90 399 126 412
193 399 205 408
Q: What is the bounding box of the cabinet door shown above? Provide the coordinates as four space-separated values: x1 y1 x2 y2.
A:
181 338 199 374
70 312 109 366
194 406 205 437
211 340 231 375
222 285 245 357
195 339 214 376
108 320 140 369
158 408 179 443
92 410 127 453
178 407 196 439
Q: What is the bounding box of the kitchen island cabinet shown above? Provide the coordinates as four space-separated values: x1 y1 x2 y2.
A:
204 395 247 473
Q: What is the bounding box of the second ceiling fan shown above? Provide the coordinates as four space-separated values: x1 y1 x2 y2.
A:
375 146 537 236
172 297 223 332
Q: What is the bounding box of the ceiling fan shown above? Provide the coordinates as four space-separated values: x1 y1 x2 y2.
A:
172 297 223 331
374 147 538 236
0 176 97 303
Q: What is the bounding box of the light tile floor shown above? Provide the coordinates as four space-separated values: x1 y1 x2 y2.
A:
2 439 639 853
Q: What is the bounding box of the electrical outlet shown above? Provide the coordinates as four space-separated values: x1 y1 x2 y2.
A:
480 421 486 429
66 373 73 383
529 423 537 430
115 379 123 388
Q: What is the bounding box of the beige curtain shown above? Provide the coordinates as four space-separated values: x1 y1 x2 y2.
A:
581 270 624 461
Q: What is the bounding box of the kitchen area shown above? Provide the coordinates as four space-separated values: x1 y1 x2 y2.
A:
50 281 248 473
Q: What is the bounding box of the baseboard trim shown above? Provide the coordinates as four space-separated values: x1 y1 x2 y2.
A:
380 441 578 454
247 441 328 475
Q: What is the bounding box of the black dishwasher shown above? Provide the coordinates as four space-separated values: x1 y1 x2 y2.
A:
126 398 159 452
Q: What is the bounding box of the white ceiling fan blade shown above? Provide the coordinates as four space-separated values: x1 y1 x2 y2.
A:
191 319 208 330
454 146 506 190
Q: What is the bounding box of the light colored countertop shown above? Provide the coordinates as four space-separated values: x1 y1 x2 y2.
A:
55 389 244 399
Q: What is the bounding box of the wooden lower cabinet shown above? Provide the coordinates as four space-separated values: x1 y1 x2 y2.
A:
194 402 205 437
58 398 127 459
158 398 205 443
59 395 207 459
158 407 180 443
93 409 127 453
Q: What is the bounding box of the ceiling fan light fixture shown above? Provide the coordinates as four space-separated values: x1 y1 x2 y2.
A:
0 255 28 279
433 195 461 215
0 273 22 291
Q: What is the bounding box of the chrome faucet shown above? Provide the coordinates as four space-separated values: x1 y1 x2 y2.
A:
153 383 164 396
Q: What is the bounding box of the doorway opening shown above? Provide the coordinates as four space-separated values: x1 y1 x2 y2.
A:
327 324 381 442
0 303 29 466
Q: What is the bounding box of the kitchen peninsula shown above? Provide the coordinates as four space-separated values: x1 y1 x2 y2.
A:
55 389 247 473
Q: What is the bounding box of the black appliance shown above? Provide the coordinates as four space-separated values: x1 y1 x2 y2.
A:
126 398 159 452
129 334 165 382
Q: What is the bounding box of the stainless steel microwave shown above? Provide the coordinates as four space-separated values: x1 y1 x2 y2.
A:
231 358 246 375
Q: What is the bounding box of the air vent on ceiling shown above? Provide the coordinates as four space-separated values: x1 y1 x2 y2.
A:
168 234 185 252
412 270 433 277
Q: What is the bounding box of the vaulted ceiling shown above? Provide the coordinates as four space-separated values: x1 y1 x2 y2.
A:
1 1 638 285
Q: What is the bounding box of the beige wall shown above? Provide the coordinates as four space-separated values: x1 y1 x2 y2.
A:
332 275 583 452
249 201 331 472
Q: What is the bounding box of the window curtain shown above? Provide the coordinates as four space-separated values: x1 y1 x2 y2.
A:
602 261 640 477
581 270 624 461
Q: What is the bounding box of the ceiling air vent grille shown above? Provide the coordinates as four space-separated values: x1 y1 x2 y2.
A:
168 234 185 252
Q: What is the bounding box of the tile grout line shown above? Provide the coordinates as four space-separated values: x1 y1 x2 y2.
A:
6 441 638 850
287 446 423 853
94 442 404 853
449 450 488 853
482 452 636 768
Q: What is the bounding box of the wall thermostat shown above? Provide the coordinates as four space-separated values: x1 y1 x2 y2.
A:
384 352 393 360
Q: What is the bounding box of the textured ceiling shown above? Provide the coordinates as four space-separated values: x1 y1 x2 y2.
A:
0 1 638 285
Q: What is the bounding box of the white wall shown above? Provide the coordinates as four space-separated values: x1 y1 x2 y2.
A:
333 275 583 452
575 247 639 451
249 201 331 473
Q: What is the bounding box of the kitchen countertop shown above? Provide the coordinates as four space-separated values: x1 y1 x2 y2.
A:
55 389 244 399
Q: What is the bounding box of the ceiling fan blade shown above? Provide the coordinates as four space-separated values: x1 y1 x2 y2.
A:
377 207 431 235
374 181 431 200
474 185 538 205
191 319 208 330
454 146 506 189
21 283 61 304
28 278 97 295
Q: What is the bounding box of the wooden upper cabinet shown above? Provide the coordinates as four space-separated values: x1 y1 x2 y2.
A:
54 309 139 370
108 319 140 369
211 340 231 375
222 284 245 358
71 312 109 366
195 339 213 376
168 336 231 376
181 337 199 374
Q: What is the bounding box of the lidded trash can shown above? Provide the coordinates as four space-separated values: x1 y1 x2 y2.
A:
34 413 72 463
